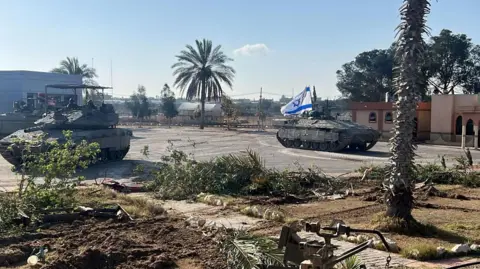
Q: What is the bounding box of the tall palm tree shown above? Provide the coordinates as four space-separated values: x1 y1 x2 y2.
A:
386 0 431 221
51 57 98 85
171 39 236 129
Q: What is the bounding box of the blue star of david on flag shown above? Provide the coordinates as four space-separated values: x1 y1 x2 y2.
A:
280 86 313 116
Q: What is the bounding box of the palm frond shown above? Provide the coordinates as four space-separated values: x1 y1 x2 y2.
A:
337 255 363 269
219 229 284 269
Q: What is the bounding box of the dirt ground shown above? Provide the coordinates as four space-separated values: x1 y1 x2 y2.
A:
245 183 480 254
0 215 227 269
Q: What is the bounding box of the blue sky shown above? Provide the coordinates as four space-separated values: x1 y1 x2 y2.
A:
0 0 479 100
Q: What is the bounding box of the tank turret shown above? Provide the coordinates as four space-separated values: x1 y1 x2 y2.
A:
0 84 132 167
0 100 47 139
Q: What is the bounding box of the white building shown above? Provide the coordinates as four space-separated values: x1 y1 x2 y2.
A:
0 70 82 113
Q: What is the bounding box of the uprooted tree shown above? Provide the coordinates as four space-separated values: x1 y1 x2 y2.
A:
0 130 100 231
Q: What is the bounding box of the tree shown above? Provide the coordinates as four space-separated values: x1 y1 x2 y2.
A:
427 29 477 94
161 83 178 127
171 39 236 129
161 83 174 98
126 85 151 120
221 95 237 130
386 0 431 222
279 95 290 103
460 45 480 94
336 48 395 101
51 57 98 85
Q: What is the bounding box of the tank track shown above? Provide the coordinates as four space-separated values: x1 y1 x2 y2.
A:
276 131 377 152
0 143 130 167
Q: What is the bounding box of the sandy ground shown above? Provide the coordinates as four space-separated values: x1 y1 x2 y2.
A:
1 126 479 190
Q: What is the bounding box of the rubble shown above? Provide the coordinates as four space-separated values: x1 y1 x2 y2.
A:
451 244 470 254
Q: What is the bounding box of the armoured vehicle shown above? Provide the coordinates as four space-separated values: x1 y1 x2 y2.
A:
0 103 44 138
274 105 381 152
0 84 132 167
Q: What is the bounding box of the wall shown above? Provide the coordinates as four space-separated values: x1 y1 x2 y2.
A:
348 101 431 141
429 94 480 145
0 71 82 113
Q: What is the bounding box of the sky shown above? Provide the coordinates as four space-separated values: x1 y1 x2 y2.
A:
0 0 479 101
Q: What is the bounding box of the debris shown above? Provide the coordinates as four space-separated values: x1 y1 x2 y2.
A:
356 234 369 243
470 244 480 251
185 216 206 228
361 167 373 181
27 255 39 266
40 205 132 224
347 236 357 243
102 179 145 193
327 194 345 200
451 244 470 254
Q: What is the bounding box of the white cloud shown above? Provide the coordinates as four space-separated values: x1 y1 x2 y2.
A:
233 43 270 56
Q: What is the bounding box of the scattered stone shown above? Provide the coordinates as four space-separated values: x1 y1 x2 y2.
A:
185 216 206 228
327 194 345 200
356 234 369 243
339 234 348 240
437 246 446 256
372 239 381 247
470 244 480 251
451 244 470 254
347 236 357 243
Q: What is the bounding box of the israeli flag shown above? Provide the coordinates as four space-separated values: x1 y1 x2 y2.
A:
280 86 313 116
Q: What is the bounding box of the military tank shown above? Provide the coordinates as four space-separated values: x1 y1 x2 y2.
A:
274 108 381 152
0 85 132 167
0 101 46 139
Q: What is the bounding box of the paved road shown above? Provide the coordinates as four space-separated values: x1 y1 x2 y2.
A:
1 126 479 190
126 127 480 171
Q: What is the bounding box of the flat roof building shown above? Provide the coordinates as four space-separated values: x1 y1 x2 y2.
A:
0 70 82 113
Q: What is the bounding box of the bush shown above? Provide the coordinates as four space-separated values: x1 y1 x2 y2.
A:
0 130 100 231
358 156 480 187
401 244 438 261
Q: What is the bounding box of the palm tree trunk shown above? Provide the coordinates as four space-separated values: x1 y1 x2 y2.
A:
386 0 430 221
200 80 206 129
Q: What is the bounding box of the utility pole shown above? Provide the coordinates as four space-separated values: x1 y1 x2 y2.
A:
258 87 263 130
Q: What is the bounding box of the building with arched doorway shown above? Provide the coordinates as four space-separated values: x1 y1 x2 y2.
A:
430 94 480 149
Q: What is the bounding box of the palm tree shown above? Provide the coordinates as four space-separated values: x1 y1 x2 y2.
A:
171 39 236 129
386 0 431 222
51 57 97 85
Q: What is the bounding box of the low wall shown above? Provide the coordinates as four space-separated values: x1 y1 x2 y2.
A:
428 132 475 147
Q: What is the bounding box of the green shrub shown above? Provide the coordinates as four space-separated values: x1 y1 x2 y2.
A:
147 148 339 200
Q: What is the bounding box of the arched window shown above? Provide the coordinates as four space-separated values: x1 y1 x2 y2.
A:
369 112 377 123
385 112 393 123
467 119 474 135
455 116 463 135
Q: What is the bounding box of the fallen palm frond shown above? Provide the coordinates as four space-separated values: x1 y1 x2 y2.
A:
218 228 284 269
146 148 347 200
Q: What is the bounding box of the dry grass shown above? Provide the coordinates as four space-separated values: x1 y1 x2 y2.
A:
246 193 480 261
75 186 165 219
